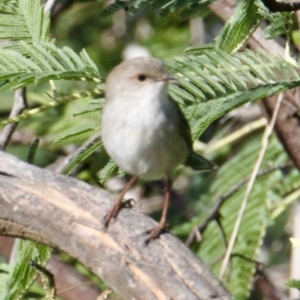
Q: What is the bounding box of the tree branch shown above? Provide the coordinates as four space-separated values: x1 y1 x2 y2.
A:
0 151 232 300
0 88 27 150
261 0 300 12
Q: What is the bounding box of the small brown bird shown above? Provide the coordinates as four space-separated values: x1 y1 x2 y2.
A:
101 56 214 242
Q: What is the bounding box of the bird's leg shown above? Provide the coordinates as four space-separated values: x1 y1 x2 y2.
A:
104 175 138 227
145 177 172 244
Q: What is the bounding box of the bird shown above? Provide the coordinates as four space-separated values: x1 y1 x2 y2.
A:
101 56 214 243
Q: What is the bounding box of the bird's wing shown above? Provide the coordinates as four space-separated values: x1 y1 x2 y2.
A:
186 151 216 171
169 96 216 171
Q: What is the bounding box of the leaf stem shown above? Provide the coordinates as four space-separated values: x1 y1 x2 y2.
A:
219 92 283 279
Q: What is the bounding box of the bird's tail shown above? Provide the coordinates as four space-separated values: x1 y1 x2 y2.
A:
185 152 217 172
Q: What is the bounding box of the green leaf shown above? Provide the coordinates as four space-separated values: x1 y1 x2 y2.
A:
53 124 97 144
0 264 11 299
264 12 292 40
180 3 211 19
188 83 297 139
183 136 296 299
99 0 214 18
73 99 104 116
27 138 40 164
160 0 212 17
167 49 300 139
0 1 18 14
2 240 51 300
214 0 263 53
257 4 293 40
0 41 100 91
62 136 103 176
0 0 50 42
0 87 104 127
99 159 118 184
287 279 300 290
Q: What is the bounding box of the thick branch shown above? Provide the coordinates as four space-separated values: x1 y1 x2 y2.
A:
0 151 232 300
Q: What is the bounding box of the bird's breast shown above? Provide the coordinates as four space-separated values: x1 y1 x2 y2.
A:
101 96 188 179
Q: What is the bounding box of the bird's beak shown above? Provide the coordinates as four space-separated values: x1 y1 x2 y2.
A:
157 74 177 83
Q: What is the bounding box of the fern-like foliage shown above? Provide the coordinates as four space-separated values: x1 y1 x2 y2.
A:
0 1 298 299
263 11 294 40
0 0 50 42
100 0 214 18
73 99 104 116
0 41 100 91
30 260 56 299
54 124 97 144
99 159 118 184
214 0 263 53
0 1 18 14
168 48 300 139
0 264 10 299
254 1 294 40
0 87 104 126
1 240 51 300
27 138 40 164
175 135 300 299
0 0 100 92
62 136 102 175
269 167 300 219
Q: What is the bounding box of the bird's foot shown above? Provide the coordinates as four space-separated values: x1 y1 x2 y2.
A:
122 198 135 208
144 224 168 245
103 198 135 228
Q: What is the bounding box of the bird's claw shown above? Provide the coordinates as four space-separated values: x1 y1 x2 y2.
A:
103 198 135 228
144 224 168 245
122 198 135 208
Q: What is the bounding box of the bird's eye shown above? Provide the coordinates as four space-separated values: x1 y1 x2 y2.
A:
137 74 146 81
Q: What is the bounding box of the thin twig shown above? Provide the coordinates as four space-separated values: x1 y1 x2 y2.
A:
219 93 283 279
0 88 27 150
185 161 293 246
261 0 300 12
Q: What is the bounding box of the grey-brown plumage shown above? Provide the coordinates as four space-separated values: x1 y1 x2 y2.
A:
101 56 214 242
102 56 213 179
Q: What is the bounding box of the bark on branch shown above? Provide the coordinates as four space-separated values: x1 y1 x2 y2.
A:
0 151 232 300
